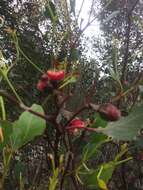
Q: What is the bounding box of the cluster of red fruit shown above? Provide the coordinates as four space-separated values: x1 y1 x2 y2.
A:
37 70 65 92
37 70 121 133
67 104 121 133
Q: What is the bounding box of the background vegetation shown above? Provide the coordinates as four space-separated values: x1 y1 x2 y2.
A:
0 0 143 189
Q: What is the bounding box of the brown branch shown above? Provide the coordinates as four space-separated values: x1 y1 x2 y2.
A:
63 105 89 128
112 71 143 103
0 90 54 122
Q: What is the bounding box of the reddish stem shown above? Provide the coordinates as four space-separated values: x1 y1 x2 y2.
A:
67 126 99 132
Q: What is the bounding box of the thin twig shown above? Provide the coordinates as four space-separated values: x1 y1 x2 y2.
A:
77 0 85 20
66 126 100 133
60 151 73 190
63 105 89 128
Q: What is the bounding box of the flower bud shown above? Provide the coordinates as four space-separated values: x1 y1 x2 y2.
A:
98 103 121 121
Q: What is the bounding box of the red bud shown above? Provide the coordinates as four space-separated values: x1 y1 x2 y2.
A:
98 103 121 121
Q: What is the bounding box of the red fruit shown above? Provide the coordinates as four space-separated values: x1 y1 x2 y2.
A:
69 119 85 128
47 70 65 81
67 119 85 135
37 81 47 91
98 103 121 121
67 119 85 134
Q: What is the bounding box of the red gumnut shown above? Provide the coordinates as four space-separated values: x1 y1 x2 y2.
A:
47 70 65 81
67 119 85 134
98 103 121 121
37 81 47 91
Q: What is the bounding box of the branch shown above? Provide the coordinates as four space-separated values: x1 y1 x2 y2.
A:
66 126 100 133
0 90 54 122
112 71 143 103
77 0 85 20
129 0 140 13
63 105 89 128
81 16 97 34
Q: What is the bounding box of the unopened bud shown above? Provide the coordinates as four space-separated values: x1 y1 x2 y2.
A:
98 103 121 121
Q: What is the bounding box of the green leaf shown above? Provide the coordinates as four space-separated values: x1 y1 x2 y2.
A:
90 114 107 145
0 121 13 151
10 104 46 150
81 148 130 189
82 168 98 189
82 137 107 162
81 163 113 189
99 104 143 141
99 162 115 184
82 143 99 162
90 133 107 145
91 114 108 129
82 162 114 189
